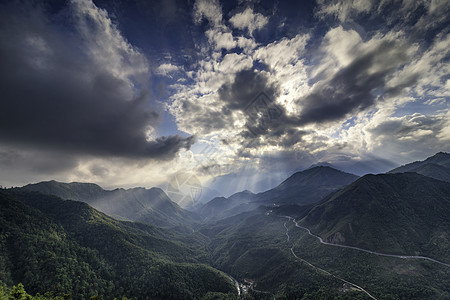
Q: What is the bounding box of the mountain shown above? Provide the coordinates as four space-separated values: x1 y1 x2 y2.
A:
403 163 450 182
389 152 450 179
196 190 257 221
203 198 450 299
202 169 286 199
292 157 397 176
0 189 235 298
300 172 450 259
307 161 336 169
256 166 359 205
5 157 450 299
21 180 198 227
20 180 104 202
197 167 359 221
343 157 397 176
200 209 353 298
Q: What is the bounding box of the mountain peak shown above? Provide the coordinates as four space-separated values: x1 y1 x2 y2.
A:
303 171 450 255
389 152 450 182
434 151 448 155
426 151 450 162
285 165 358 183
308 165 335 170
249 165 360 206
20 180 197 227
307 162 336 169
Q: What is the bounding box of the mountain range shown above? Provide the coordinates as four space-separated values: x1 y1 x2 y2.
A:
21 181 198 228
2 152 450 299
196 166 359 221
300 172 450 258
389 152 450 182
0 189 234 299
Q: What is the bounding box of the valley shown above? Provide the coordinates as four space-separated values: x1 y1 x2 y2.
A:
1 0 449 298
2 152 450 299
283 221 377 300
286 217 450 268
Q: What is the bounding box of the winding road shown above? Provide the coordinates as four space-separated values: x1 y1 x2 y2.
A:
222 272 241 295
285 216 450 268
283 221 378 300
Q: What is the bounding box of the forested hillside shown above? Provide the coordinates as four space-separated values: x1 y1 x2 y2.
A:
21 181 198 228
0 189 234 299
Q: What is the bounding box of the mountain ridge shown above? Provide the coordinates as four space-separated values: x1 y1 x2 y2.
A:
389 152 450 173
0 189 235 298
299 172 450 259
20 180 198 227
196 166 359 221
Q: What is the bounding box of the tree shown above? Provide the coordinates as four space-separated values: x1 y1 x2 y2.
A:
10 283 32 300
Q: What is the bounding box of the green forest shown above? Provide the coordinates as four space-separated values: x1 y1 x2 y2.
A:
0 190 235 299
2 166 450 299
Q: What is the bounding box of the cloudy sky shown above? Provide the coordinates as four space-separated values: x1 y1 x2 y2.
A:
0 0 449 197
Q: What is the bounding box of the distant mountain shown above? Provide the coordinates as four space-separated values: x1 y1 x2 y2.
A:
389 152 450 173
389 152 450 182
343 157 397 176
301 172 450 259
0 189 235 298
21 180 198 227
196 190 257 221
293 157 397 176
307 161 336 169
198 167 358 221
203 169 287 199
405 163 450 182
255 166 359 205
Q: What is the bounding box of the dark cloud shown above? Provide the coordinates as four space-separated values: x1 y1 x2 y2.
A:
218 69 280 111
0 147 79 174
89 164 110 177
365 113 450 162
180 101 232 133
368 114 443 138
0 1 193 161
195 162 222 177
298 40 416 125
214 39 420 153
218 69 299 146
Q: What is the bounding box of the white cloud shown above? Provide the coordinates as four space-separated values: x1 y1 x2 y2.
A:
0 0 197 189
71 0 149 97
365 113 449 158
414 0 450 30
316 0 372 22
438 111 450 142
167 0 450 186
193 0 223 26
254 34 310 111
254 34 309 72
205 28 237 50
237 36 257 52
229 7 269 36
398 33 450 98
321 26 362 68
156 63 182 76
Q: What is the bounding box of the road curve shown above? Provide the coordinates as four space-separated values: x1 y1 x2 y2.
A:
222 272 240 295
283 221 377 299
285 216 450 268
283 222 290 241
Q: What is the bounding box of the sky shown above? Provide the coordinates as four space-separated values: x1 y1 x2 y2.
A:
0 0 449 200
